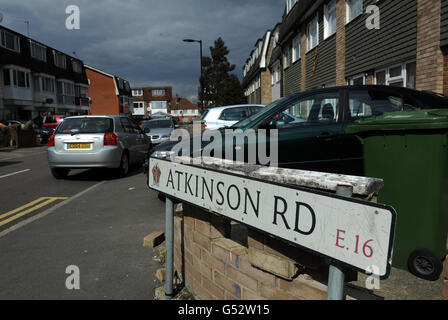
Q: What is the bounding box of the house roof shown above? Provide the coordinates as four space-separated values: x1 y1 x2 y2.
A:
170 96 199 110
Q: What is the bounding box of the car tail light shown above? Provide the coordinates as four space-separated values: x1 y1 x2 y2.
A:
48 134 55 147
104 132 118 146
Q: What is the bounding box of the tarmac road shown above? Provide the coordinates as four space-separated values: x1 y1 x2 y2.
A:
0 146 166 299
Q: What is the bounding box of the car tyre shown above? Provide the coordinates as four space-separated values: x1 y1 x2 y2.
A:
117 152 129 177
51 168 70 179
407 248 443 281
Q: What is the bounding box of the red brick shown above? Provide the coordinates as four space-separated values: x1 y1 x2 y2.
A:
242 287 266 300
278 276 327 300
190 242 202 260
260 283 297 300
212 238 246 264
201 248 226 274
143 231 165 248
195 219 211 237
198 261 213 280
193 230 211 251
442 280 448 300
247 229 265 250
214 270 241 299
185 260 201 283
226 264 259 293
201 275 225 300
224 291 238 300
237 255 276 287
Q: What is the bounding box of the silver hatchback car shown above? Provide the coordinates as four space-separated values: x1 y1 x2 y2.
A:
47 115 151 179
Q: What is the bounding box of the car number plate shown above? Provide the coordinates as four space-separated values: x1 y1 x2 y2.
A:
67 143 91 149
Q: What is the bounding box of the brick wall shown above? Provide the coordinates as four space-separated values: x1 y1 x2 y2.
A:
416 0 444 94
443 48 448 96
261 37 274 105
174 203 336 300
335 0 346 86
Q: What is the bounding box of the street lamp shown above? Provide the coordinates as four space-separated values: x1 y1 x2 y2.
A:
183 39 204 112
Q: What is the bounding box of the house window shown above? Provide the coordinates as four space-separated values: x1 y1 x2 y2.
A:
75 84 88 98
3 69 11 86
286 0 298 14
151 101 167 110
274 31 279 48
152 89 166 96
30 41 47 62
72 60 82 73
307 15 319 51
283 44 292 69
347 0 363 24
292 34 301 63
324 0 337 39
349 74 365 85
53 51 67 69
375 62 416 89
0 30 20 53
132 89 143 96
42 76 56 93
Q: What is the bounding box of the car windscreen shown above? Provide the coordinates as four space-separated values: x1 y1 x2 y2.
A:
56 118 114 134
231 98 289 129
143 120 172 129
199 110 209 120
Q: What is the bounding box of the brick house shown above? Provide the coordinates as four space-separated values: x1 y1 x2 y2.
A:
0 25 89 121
84 65 133 116
131 86 173 119
243 0 448 105
170 94 200 123
242 30 275 105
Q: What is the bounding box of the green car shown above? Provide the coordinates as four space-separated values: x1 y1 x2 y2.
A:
151 85 448 176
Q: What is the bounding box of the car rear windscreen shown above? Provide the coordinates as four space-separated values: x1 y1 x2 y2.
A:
56 118 114 134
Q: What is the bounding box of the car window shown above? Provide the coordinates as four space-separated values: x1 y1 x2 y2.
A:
348 89 402 121
128 118 143 134
56 118 114 134
263 92 340 129
199 110 209 120
45 116 57 124
143 120 173 129
219 108 249 121
120 117 134 133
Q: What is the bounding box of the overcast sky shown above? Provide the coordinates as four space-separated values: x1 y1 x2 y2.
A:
0 0 283 102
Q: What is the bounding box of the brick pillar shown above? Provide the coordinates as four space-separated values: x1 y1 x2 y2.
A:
301 26 308 91
261 37 274 105
336 0 347 86
416 0 444 94
443 48 448 96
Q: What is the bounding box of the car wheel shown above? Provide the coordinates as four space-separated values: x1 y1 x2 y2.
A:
407 248 443 281
117 152 129 177
51 168 70 179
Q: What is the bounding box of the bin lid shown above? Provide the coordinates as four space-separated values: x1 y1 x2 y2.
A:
346 109 448 134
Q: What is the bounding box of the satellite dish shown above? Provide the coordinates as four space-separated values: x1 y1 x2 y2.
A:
0 13 4 23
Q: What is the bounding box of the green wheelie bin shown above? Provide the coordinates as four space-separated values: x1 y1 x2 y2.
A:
346 109 448 281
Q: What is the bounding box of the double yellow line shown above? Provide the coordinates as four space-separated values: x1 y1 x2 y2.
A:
0 197 69 228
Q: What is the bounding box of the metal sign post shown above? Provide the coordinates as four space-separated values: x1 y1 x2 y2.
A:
327 185 353 300
165 198 174 298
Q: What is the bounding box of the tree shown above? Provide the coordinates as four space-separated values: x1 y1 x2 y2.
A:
199 37 246 109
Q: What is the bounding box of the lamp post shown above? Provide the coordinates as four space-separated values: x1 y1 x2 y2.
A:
183 39 204 112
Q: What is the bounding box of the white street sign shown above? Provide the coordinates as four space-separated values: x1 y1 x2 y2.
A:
148 158 396 279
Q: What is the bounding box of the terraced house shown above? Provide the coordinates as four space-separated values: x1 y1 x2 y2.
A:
243 0 448 104
0 25 89 121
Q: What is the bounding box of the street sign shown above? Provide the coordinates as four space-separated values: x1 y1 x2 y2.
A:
148 157 396 279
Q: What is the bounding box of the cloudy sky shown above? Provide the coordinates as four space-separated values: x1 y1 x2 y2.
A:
0 0 283 101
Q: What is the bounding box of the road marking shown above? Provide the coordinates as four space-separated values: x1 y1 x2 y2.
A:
0 169 31 179
0 197 69 227
0 181 105 238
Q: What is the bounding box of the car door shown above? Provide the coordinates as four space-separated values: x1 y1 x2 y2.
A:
119 117 138 163
253 89 345 173
339 87 405 176
129 117 150 161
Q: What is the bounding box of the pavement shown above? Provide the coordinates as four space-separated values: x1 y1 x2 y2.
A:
0 146 166 299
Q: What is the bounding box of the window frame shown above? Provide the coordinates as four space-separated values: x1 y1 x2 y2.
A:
292 34 301 63
307 14 319 52
29 40 47 62
1 30 20 53
324 0 337 40
346 0 364 24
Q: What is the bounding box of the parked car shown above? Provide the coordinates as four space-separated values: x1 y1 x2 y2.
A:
151 85 448 176
41 115 66 130
141 117 177 146
200 104 265 130
47 115 151 179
